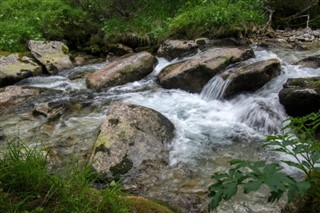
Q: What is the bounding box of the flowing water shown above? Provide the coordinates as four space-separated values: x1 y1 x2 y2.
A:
1 45 320 212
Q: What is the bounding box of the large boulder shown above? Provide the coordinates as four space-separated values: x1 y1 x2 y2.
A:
0 53 42 87
91 102 174 179
157 47 254 93
86 51 157 91
221 58 281 98
279 77 320 116
28 40 73 74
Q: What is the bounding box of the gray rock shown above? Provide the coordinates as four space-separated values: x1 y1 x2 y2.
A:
86 51 157 91
279 77 320 116
108 43 133 56
221 58 281 98
157 47 254 93
28 40 73 74
91 102 175 179
157 39 200 60
0 86 40 108
0 53 42 87
296 55 320 68
33 102 65 120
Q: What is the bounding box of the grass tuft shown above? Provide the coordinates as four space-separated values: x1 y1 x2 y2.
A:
0 139 130 212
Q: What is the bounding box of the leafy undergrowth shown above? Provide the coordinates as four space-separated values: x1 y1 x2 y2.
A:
208 112 320 212
0 141 130 212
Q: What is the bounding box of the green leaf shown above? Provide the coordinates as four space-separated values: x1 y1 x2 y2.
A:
311 152 320 164
208 190 223 210
287 184 298 202
243 180 262 193
297 181 311 197
223 182 238 200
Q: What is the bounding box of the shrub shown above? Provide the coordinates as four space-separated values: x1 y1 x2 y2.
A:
208 112 320 211
0 0 96 52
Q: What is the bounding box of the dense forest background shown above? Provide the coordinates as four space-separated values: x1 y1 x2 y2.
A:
1 0 320 52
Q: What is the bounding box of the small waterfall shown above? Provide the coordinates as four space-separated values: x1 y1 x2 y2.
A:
235 99 284 134
200 76 231 100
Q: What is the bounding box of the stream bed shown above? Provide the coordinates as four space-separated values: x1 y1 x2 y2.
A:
1 45 320 212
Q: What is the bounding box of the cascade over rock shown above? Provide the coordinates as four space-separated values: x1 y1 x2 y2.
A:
86 51 157 91
279 77 320 116
221 58 281 98
157 47 254 93
0 53 42 87
28 40 73 74
91 102 174 179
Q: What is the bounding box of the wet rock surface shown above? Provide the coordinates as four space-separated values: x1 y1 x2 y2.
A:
0 86 40 109
279 77 320 116
157 47 254 93
221 58 281 98
86 51 157 91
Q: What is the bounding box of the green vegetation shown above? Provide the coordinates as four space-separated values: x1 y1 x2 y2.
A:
1 0 320 52
168 0 266 38
0 140 130 212
208 112 320 212
0 0 96 52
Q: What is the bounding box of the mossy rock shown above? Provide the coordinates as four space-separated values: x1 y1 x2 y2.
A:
126 196 176 213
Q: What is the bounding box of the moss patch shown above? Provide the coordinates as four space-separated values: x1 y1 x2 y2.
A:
110 155 133 175
61 45 69 55
94 133 110 149
0 51 11 57
120 66 136 75
312 79 320 88
126 196 175 213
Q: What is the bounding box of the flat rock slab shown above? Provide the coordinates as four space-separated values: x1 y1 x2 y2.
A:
157 47 254 93
28 40 73 74
0 53 42 87
86 51 157 91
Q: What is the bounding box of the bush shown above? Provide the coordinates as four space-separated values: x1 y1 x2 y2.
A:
208 112 320 211
0 0 97 52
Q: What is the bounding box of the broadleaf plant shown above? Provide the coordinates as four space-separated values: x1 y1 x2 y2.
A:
208 112 320 210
